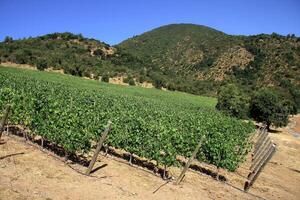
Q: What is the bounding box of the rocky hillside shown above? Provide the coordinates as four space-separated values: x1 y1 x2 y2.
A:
118 24 299 88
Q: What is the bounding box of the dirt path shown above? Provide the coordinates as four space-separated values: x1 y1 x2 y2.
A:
1 117 300 200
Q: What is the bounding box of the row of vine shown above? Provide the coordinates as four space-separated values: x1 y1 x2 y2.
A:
0 68 254 171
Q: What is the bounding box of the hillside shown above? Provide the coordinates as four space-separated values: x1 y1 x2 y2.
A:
118 24 242 75
0 24 299 105
0 32 146 78
118 24 300 109
118 24 300 92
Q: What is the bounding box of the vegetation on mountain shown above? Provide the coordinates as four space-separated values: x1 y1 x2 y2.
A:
0 32 147 79
119 24 300 110
0 24 299 110
216 84 249 119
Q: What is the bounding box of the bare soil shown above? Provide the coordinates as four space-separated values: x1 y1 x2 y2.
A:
108 76 154 88
292 115 300 133
0 62 37 70
0 116 300 200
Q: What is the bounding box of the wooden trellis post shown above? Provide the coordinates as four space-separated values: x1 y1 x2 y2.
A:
251 141 272 170
252 138 271 162
245 144 276 191
0 105 11 139
86 121 112 175
175 136 204 185
254 128 267 153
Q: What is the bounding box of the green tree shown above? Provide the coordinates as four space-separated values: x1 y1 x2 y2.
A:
216 84 249 119
124 76 135 86
3 36 13 43
101 74 109 82
249 88 292 130
36 58 48 71
128 78 135 86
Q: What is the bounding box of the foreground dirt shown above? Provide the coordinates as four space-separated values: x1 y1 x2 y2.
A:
243 116 300 199
1 117 300 200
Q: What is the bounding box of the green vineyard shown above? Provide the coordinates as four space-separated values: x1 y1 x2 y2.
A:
0 67 254 171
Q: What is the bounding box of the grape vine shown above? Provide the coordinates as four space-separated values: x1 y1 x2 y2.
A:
0 67 254 171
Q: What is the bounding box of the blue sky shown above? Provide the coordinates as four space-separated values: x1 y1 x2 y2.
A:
0 0 299 45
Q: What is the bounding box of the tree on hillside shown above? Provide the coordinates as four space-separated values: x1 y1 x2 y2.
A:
249 88 293 130
36 58 48 71
101 74 109 82
216 84 249 119
124 76 135 86
3 36 13 43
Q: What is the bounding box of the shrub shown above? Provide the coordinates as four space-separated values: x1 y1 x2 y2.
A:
36 58 48 71
4 36 13 43
128 78 135 86
124 76 135 86
101 74 109 82
216 84 249 119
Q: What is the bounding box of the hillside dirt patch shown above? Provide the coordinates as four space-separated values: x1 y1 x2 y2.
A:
207 47 254 81
292 115 300 133
108 76 154 88
0 116 300 200
109 76 129 86
0 62 37 70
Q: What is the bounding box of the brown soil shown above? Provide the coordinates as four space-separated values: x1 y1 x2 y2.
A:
0 62 63 74
0 62 37 70
108 76 154 89
207 47 254 81
45 68 64 74
292 115 300 133
109 76 129 86
1 117 300 200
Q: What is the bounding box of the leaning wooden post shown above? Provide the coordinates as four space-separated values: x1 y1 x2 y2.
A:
254 131 268 155
251 141 272 170
0 105 11 139
254 128 267 151
86 121 112 175
255 125 266 143
175 136 204 185
248 127 261 143
253 138 271 161
251 143 274 172
244 144 276 191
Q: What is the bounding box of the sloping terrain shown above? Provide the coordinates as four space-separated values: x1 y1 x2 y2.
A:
0 32 147 79
118 24 300 96
118 24 241 72
0 67 253 171
1 24 299 98
1 116 300 200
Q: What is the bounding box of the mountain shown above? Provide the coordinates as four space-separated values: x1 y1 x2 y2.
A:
117 24 300 106
118 23 299 90
0 24 299 106
118 24 241 75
